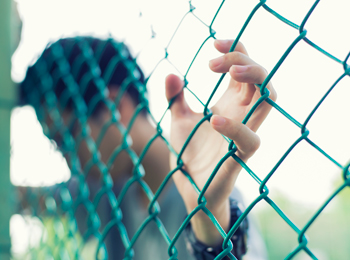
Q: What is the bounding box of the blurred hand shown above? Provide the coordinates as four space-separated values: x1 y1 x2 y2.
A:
165 39 276 246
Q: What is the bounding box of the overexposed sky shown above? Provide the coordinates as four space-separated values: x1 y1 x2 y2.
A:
11 0 350 210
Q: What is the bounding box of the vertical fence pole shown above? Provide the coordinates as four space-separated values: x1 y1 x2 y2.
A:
0 0 15 259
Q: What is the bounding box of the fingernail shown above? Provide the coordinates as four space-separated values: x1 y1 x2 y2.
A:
209 56 224 68
211 115 226 126
230 65 248 73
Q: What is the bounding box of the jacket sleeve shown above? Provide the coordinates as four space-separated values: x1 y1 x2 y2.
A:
184 198 248 260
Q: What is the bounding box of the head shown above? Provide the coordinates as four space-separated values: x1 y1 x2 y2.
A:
20 36 152 179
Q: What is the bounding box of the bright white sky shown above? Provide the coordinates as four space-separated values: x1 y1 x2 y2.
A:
10 0 350 211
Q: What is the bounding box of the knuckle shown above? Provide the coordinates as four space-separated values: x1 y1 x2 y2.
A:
232 51 243 60
254 65 277 101
262 67 268 76
226 51 243 65
243 135 260 158
253 65 268 85
237 41 244 49
222 53 229 64
256 65 268 77
236 41 247 54
251 135 261 152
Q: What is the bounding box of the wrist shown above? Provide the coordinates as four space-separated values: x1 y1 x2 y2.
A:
190 199 230 246
184 198 248 260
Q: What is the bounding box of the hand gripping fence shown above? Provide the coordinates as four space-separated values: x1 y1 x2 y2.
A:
14 1 350 259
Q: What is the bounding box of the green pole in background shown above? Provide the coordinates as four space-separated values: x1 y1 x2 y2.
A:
0 0 15 259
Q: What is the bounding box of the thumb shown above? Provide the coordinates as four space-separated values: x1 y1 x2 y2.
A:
210 115 260 158
165 74 191 118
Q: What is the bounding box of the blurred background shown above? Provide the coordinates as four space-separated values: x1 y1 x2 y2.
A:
2 0 350 259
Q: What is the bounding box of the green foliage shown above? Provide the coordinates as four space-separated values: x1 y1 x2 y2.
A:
258 187 350 260
12 216 83 260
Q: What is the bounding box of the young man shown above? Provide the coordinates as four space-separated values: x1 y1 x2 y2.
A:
20 36 275 259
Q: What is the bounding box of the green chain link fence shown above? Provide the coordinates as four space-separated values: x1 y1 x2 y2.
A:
6 0 350 259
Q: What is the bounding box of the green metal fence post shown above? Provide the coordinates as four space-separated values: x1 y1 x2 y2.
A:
0 0 15 259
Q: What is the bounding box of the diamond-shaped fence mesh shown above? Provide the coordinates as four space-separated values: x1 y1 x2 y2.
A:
4 0 350 259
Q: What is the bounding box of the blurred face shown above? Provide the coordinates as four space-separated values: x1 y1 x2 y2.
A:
52 92 139 181
84 109 133 180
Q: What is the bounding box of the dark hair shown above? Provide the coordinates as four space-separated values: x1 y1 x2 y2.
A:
20 36 148 117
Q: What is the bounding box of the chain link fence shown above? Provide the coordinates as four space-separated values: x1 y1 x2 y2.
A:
5 0 350 259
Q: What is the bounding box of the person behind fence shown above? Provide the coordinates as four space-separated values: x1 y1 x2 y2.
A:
20 36 275 259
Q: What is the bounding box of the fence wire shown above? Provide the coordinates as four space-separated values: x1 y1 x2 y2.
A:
13 0 350 259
